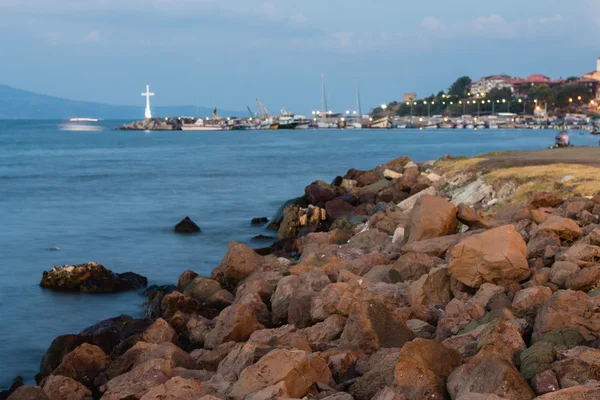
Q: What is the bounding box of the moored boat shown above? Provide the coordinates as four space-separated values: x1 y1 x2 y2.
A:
181 119 223 131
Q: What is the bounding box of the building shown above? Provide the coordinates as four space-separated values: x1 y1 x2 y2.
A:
403 93 417 102
512 74 564 97
582 57 600 99
469 75 514 96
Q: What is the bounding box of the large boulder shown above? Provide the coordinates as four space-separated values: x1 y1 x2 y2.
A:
534 216 583 242
6 387 49 400
204 304 264 349
100 359 172 400
138 376 208 400
228 349 332 400
532 290 600 343
533 381 600 399
40 263 147 293
210 242 264 289
404 195 458 244
40 375 92 400
349 351 401 400
51 343 109 386
449 225 529 288
406 266 452 307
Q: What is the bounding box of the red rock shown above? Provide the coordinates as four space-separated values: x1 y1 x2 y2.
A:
532 370 560 396
400 232 475 258
347 251 392 276
6 386 49 400
389 252 444 283
325 198 357 220
138 376 208 400
532 290 600 343
512 286 553 316
100 359 172 400
160 291 205 322
52 343 109 386
301 314 347 344
457 204 498 230
235 274 279 306
532 380 600 399
185 316 210 347
270 275 301 326
321 347 363 383
407 267 451 307
182 276 222 304
40 375 91 400
305 181 337 207
393 359 446 399
476 318 526 364
398 338 462 377
528 193 564 209
527 230 561 259
191 342 238 371
495 203 530 222
288 290 318 329
535 216 583 242
347 229 389 252
404 195 458 244
350 350 400 400
551 346 600 387
565 265 600 292
435 299 486 340
141 318 177 345
558 243 600 268
395 167 420 191
204 304 264 349
216 342 271 379
449 225 529 288
176 270 198 291
210 242 264 289
340 298 415 354
549 261 579 288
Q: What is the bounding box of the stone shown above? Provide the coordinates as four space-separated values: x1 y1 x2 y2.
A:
392 227 405 244
565 265 600 292
52 343 109 386
349 351 400 400
228 349 332 400
347 229 389 252
395 167 420 191
321 347 362 383
512 286 553 316
389 252 444 283
141 318 178 345
138 376 208 400
174 217 201 233
549 262 579 288
393 359 445 399
251 217 268 226
528 192 564 209
531 370 560 396
210 242 264 289
270 275 301 326
551 346 600 387
288 290 318 329
406 266 452 307
532 290 600 343
435 299 486 340
557 243 600 268
477 318 527 363
181 277 222 304
204 304 264 349
457 204 498 230
401 232 474 258
519 341 556 380
340 298 415 354
216 342 271 379
384 169 402 180
40 375 92 400
40 262 147 293
449 225 529 288
405 319 436 339
532 381 600 399
6 387 49 400
372 387 407 400
191 342 238 371
527 231 561 259
398 338 462 377
100 359 172 400
472 283 505 309
176 270 198 291
396 187 437 212
535 216 583 242
404 195 458 244
451 178 495 205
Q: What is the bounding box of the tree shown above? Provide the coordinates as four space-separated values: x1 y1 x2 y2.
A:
527 84 553 104
565 76 579 83
553 84 592 108
488 88 513 102
448 76 472 98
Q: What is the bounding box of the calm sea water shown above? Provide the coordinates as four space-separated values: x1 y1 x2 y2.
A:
0 120 595 386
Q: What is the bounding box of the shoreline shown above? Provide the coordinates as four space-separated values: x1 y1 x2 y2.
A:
5 149 600 399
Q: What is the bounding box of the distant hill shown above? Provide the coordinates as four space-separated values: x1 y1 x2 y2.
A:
0 84 244 119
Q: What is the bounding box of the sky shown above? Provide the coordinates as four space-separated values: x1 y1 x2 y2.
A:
1 0 599 115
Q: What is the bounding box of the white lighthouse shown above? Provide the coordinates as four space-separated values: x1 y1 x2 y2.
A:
141 85 155 119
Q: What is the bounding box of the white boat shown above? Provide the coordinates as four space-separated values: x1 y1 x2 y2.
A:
475 123 486 129
370 116 392 129
455 124 464 129
488 122 499 129
69 118 99 122
181 119 223 131
424 123 438 129
60 118 102 131
441 123 454 129
465 124 475 129
395 124 407 129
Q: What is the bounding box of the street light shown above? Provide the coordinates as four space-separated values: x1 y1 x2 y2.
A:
346 110 350 115
381 104 388 110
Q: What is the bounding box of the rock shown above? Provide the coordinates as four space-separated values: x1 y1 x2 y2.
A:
451 178 495 205
449 225 529 288
528 192 564 209
384 169 402 180
551 346 600 387
405 319 436 339
396 187 437 212
401 232 476 258
372 387 407 400
216 342 271 379
406 266 451 307
527 231 561 259
398 338 462 377
435 299 486 340
174 216 201 233
457 204 498 230
191 342 238 371
105 342 195 379
204 304 264 349
325 198 357 220
228 349 332 400
210 242 264 289
391 227 405 244
176 271 198 291
347 229 389 252
52 343 109 386
141 318 178 345
565 265 600 292
395 167 420 191
476 318 526 363
341 179 358 191
40 263 147 293
270 275 301 326
557 243 600 268
40 376 92 400
389 252 444 283
302 314 347 344
251 217 268 226
288 291 318 329
512 286 553 316
533 381 600 399
450 353 535 400
535 216 583 242
349 351 400 400
472 283 504 309
549 261 580 288
305 181 338 207
340 298 415 354
532 290 600 343
138 376 208 400
404 195 458 244
542 328 587 349
100 359 172 400
6 387 49 400
393 359 446 400
181 277 222 305
531 370 560 396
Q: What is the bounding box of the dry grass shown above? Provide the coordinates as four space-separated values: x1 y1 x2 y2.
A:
486 163 600 202
434 157 487 179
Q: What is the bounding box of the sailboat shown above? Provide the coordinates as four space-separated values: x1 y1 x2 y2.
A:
348 84 363 129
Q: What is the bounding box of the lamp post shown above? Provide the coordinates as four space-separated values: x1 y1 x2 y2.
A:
424 101 431 117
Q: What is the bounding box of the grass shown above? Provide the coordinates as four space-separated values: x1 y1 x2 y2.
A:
434 157 487 179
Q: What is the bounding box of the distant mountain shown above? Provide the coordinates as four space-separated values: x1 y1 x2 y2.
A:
0 84 244 119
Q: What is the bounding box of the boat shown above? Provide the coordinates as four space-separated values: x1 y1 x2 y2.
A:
488 122 499 129
395 124 407 129
465 124 475 129
69 118 99 122
591 130 600 135
455 124 465 129
181 119 223 131
60 118 102 131
424 123 438 129
441 123 454 129
370 116 392 129
277 111 310 130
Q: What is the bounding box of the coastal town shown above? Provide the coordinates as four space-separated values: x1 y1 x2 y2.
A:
114 56 600 132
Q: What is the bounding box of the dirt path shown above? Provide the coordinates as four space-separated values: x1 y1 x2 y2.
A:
478 147 600 169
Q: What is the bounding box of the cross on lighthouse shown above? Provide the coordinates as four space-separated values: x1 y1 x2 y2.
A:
141 85 154 119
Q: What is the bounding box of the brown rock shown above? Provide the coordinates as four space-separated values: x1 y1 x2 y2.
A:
536 216 583 242
6 387 49 400
325 198 357 220
141 318 177 345
288 290 318 329
512 286 553 316
457 204 498 230
100 359 172 400
549 261 579 288
532 380 600 399
217 342 271 379
389 252 444 283
340 298 415 354
321 347 363 383
393 359 446 399
495 203 530 222
138 376 208 400
52 343 109 386
472 283 504 309
176 270 198 291
396 167 420 191
557 243 600 268
235 274 279 306
449 225 529 288
182 277 222 304
404 195 458 244
350 351 400 400
528 192 563 209
270 275 301 326
347 229 389 253
185 316 210 347
371 387 408 400
532 290 600 343
406 266 452 307
191 342 238 371
160 291 205 322
40 375 92 400
204 304 264 349
210 242 264 289
305 181 337 207
477 318 526 363
551 346 600 387
531 370 560 396
435 299 486 340
401 232 475 258
565 265 600 292
302 314 347 344
527 230 561 259
398 338 462 377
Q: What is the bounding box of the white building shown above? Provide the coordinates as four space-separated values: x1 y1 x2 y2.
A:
470 75 514 96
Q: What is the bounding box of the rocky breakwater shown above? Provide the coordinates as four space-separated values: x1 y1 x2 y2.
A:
14 153 600 399
116 118 183 131
40 262 148 293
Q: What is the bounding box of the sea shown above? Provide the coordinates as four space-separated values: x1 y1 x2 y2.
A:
0 120 596 386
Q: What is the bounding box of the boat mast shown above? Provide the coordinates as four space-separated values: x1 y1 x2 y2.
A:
356 83 363 124
321 73 328 121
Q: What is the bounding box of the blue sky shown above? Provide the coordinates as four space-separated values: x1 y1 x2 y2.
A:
1 0 599 114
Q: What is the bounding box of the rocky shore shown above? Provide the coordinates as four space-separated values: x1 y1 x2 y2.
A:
6 152 600 400
116 118 187 131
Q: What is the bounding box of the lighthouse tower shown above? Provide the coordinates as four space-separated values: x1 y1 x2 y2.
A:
141 85 155 119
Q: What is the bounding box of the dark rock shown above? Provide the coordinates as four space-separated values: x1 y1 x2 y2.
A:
251 217 268 226
251 235 276 242
331 176 344 187
174 216 201 233
40 263 147 293
0 377 23 400
81 271 147 293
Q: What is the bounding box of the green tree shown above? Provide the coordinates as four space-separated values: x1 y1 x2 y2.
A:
527 84 554 104
448 76 472 98
565 76 579 83
552 84 592 108
488 88 513 102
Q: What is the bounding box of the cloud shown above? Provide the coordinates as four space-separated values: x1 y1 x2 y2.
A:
422 17 444 32
82 31 100 43
472 14 517 38
289 13 308 26
538 15 563 24
259 2 282 20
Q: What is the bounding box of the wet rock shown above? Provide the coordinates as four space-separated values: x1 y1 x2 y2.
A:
40 263 147 293
210 242 264 289
52 343 109 386
40 375 91 400
174 216 201 233
204 304 264 349
449 225 529 288
251 217 268 226
404 195 458 244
